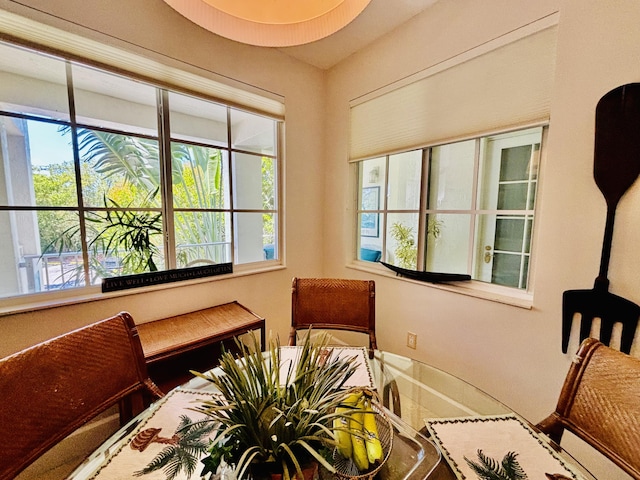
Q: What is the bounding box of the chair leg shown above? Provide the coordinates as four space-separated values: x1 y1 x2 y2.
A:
118 397 135 425
288 327 297 346
369 333 378 351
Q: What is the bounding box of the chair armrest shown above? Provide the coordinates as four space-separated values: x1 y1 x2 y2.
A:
382 379 402 417
535 412 565 445
144 378 165 399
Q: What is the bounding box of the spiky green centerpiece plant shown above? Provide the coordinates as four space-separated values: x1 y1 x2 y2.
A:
193 332 359 480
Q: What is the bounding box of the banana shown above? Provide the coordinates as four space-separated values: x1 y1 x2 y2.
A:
333 391 361 459
342 391 363 406
349 397 369 471
363 398 383 464
333 407 352 458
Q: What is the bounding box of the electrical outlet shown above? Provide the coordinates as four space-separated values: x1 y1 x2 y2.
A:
407 332 417 349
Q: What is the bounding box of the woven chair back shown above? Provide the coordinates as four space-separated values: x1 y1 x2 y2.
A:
536 338 640 479
0 312 163 479
289 277 376 357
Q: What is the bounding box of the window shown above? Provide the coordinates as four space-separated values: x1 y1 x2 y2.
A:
356 126 543 290
0 41 280 298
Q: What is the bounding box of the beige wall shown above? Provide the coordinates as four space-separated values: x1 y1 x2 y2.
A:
1 0 640 478
325 1 640 478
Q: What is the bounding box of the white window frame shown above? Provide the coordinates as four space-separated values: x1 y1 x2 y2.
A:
351 125 547 309
0 32 284 312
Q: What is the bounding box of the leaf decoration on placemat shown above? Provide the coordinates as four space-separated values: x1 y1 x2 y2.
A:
133 415 217 480
464 450 528 480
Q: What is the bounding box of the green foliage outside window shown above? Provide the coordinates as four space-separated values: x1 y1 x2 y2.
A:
39 127 229 278
390 222 418 269
390 219 442 269
36 124 276 282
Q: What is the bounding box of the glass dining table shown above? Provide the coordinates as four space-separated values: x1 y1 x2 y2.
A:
68 348 596 480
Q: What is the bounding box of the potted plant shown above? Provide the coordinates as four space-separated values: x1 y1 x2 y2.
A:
194 332 361 480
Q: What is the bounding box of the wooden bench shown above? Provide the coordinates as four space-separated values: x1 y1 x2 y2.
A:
136 301 265 390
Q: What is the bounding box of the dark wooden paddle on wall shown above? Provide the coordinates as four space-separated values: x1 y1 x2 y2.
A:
562 83 640 354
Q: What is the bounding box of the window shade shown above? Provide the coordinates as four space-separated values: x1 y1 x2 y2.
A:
350 26 557 160
0 10 285 119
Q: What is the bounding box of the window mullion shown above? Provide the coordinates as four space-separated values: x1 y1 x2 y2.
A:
66 62 91 286
416 148 429 270
468 138 482 277
380 156 390 262
226 107 236 263
158 89 176 269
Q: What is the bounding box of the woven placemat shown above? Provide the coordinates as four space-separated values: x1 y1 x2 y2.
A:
279 346 374 389
424 414 587 480
89 389 218 480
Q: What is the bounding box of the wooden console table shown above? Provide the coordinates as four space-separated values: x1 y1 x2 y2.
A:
136 301 265 390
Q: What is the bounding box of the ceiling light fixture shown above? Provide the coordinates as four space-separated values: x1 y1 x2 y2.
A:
163 0 372 47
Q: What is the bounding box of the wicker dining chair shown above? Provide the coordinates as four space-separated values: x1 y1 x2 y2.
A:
536 338 640 479
288 277 400 415
289 277 377 358
0 312 164 480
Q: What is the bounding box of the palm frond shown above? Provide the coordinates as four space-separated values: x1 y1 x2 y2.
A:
464 450 528 480
501 451 528 479
133 446 177 476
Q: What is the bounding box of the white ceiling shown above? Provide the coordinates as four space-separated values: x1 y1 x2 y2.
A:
276 0 439 70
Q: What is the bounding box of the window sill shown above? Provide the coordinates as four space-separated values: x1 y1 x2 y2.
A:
0 263 286 317
347 261 533 309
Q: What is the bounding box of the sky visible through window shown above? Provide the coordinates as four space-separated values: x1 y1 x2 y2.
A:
28 121 71 167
